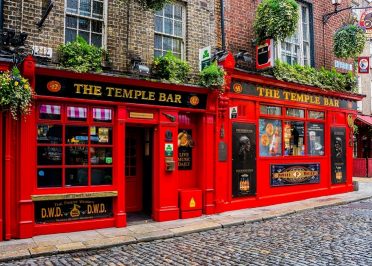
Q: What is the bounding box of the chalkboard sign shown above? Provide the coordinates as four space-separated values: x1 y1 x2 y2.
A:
331 127 346 184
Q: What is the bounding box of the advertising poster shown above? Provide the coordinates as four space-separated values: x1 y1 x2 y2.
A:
178 129 193 170
34 197 113 223
259 119 282 157
271 163 320 187
331 127 347 184
307 123 325 156
232 123 256 197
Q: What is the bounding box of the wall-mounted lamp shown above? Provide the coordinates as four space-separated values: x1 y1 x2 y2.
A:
234 50 252 64
131 56 150 76
323 0 372 24
211 49 229 63
1 29 28 51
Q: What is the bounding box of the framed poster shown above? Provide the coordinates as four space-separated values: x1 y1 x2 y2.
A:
331 127 346 184
232 123 256 197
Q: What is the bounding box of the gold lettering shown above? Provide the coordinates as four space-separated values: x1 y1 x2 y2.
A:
257 87 265 96
290 92 297 101
123 89 133 98
297 94 304 102
41 208 47 218
174 94 182 103
141 91 149 100
304 95 310 103
134 90 142 99
283 91 290 100
148 91 155 100
93 86 102 96
74 84 83 94
334 99 339 107
324 98 329 106
114 88 122 97
159 93 167 102
83 84 93 95
315 97 321 104
265 88 273 98
106 87 115 97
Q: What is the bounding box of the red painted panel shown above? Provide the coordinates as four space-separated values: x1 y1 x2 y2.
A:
0 114 2 241
368 159 372 177
179 189 202 211
353 158 367 177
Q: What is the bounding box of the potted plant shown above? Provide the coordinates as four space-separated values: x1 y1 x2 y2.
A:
0 67 35 120
333 24 366 59
58 36 105 73
198 62 225 90
151 51 190 84
253 0 299 42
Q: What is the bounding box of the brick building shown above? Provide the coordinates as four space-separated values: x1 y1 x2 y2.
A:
0 0 365 240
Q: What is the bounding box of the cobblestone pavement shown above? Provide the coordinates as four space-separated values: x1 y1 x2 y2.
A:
3 198 372 266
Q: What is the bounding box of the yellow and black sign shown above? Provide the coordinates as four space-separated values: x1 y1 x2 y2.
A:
34 197 113 223
36 76 207 109
271 163 320 186
231 80 357 110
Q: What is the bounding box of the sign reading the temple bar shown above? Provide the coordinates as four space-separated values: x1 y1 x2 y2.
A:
34 197 113 223
232 123 256 197
36 76 207 109
271 163 320 187
231 81 358 110
331 127 346 184
178 129 193 170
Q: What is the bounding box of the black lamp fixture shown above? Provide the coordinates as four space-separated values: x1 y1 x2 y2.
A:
131 56 150 76
1 29 28 51
323 0 372 24
234 50 252 64
211 48 228 63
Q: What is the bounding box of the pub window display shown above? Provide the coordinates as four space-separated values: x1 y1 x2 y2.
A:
284 121 304 156
36 104 113 188
307 123 324 156
259 119 282 156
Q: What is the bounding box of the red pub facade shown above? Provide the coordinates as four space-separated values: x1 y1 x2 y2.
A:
0 56 364 240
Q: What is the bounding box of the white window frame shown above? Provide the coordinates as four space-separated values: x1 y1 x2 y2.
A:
64 0 107 48
275 2 311 66
154 2 186 59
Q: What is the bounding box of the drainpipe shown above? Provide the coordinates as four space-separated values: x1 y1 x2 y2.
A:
0 0 4 33
220 0 226 50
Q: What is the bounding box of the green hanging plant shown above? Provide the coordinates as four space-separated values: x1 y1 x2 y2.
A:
135 0 172 10
58 36 105 73
333 24 366 59
151 51 190 83
253 0 299 42
0 67 35 120
198 63 225 90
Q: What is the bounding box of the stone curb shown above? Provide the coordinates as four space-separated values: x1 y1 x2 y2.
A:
2 193 372 263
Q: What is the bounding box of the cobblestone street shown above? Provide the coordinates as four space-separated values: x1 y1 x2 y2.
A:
3 198 372 266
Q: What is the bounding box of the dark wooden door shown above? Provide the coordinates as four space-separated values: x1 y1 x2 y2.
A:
125 128 143 212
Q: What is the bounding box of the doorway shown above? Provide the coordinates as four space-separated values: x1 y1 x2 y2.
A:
125 127 153 223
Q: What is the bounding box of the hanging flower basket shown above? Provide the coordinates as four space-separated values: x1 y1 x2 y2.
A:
198 62 225 92
253 0 299 42
0 67 35 120
333 24 366 59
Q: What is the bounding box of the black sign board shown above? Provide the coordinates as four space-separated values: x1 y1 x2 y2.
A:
231 80 358 110
178 129 193 170
271 163 320 187
34 197 113 223
36 75 207 109
232 123 256 197
331 127 347 184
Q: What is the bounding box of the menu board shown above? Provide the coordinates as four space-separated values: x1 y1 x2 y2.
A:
331 127 346 184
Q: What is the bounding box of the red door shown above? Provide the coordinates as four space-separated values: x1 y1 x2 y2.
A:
125 128 143 212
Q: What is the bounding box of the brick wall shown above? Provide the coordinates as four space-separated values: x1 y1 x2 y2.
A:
218 0 354 71
2 0 217 81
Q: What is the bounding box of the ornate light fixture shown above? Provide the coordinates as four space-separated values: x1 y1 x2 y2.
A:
323 0 372 24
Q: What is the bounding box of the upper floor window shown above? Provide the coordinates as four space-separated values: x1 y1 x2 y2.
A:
276 2 311 66
154 3 185 59
65 0 106 47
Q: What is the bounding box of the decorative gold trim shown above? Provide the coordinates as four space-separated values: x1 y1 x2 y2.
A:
31 191 118 201
129 112 154 119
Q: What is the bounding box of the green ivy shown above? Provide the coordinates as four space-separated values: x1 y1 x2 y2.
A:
333 24 366 59
152 51 190 84
253 0 299 42
198 63 225 89
273 60 357 93
135 0 172 10
58 36 104 73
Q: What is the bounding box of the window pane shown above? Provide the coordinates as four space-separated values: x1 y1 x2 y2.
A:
65 28 77 43
93 108 112 122
174 21 182 37
174 5 182 20
80 0 91 16
79 18 90 31
154 34 162 49
284 121 305 156
155 16 163 32
91 147 113 164
90 126 112 145
309 111 324 120
67 106 87 121
39 104 61 120
65 146 88 165
164 18 173 35
259 119 282 156
37 168 62 187
37 125 62 144
38 147 62 165
286 108 304 118
163 36 172 51
154 50 162 58
91 34 102 47
66 126 89 144
66 0 78 13
93 1 104 18
78 31 90 43
164 4 173 18
308 123 324 156
173 39 181 53
260 105 281 115
65 168 88 186
91 168 112 185
66 15 78 28
91 20 102 33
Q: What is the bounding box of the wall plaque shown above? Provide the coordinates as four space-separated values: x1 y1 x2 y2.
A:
271 163 320 187
178 129 193 170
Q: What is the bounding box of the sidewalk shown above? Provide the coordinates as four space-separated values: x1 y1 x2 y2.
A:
1 177 372 262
